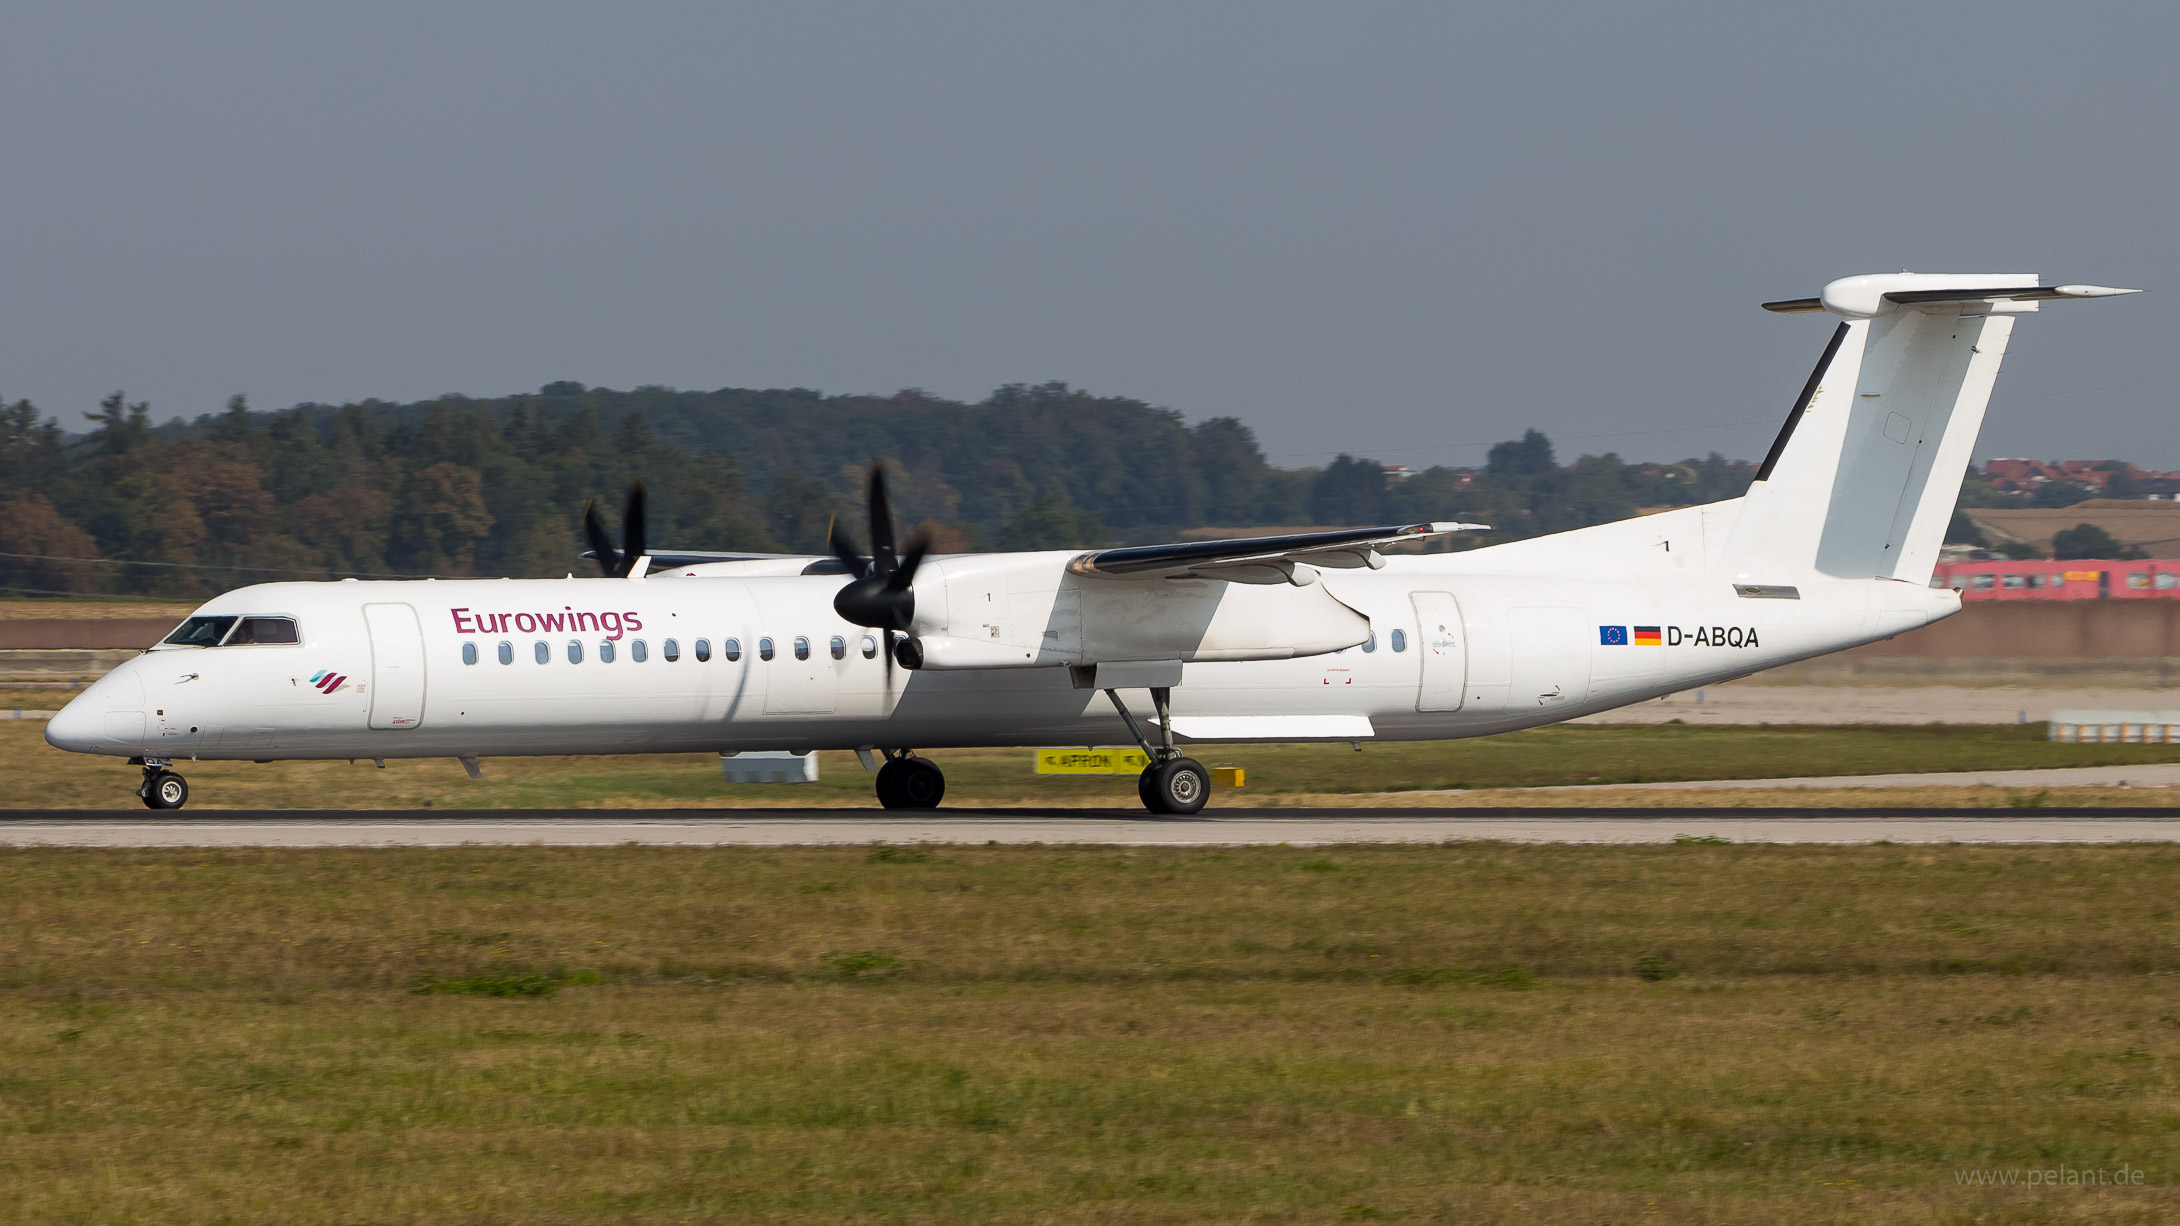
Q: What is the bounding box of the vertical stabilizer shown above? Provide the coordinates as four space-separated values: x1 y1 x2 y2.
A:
1725 273 2137 584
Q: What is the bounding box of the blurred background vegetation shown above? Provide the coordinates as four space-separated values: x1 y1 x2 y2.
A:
0 381 1757 598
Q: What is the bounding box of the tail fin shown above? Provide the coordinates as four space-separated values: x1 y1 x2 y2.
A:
1724 273 2138 584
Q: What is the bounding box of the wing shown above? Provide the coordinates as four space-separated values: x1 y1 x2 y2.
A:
1066 521 1487 585
587 549 864 574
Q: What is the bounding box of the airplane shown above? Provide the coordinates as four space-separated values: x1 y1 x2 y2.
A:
46 271 2139 813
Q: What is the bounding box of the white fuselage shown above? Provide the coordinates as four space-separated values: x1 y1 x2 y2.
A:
46 539 1953 763
52 267 2127 777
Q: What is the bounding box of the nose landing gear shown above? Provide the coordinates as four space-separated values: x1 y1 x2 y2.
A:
133 758 189 810
874 750 945 809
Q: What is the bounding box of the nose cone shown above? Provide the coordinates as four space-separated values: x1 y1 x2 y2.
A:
44 666 147 755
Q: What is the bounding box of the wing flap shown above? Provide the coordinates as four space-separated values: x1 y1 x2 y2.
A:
1068 522 1486 582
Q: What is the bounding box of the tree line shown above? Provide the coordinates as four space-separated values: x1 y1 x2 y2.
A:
0 381 1756 598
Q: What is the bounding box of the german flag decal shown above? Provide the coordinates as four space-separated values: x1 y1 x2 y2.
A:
1633 626 1663 646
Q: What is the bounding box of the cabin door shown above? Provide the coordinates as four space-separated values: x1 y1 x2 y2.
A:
363 603 428 730
1410 591 1467 712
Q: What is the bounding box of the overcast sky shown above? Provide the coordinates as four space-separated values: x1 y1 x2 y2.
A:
1 3 2173 469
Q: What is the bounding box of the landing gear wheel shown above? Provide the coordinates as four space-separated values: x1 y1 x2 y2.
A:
876 756 945 810
141 770 189 810
1139 757 1208 816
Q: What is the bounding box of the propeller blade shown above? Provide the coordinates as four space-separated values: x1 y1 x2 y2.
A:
889 528 931 592
865 463 898 577
620 481 647 575
826 515 871 579
581 498 621 576
831 461 922 632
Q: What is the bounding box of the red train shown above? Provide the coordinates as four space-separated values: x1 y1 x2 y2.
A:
1932 558 2180 600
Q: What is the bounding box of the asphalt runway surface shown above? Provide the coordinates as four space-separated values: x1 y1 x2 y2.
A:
7 807 2180 846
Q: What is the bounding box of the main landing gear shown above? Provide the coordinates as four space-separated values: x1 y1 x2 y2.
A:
133 758 189 810
1105 686 1209 816
874 750 946 810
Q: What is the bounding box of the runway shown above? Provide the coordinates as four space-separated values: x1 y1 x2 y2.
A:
7 807 2180 846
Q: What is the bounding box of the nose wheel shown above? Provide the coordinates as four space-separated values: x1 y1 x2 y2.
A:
874 751 945 809
137 760 189 810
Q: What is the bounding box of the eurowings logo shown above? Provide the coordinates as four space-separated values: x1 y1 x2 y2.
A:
308 669 351 695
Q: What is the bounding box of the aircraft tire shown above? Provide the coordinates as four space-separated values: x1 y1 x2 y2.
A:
892 758 945 809
1142 758 1208 816
142 771 189 811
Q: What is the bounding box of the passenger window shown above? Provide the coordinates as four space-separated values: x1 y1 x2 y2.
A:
1391 629 1407 652
1972 574 1996 590
2131 573 2152 590
567 640 584 664
228 616 300 645
829 635 845 661
861 634 878 659
599 639 616 663
2160 574 2179 591
163 616 237 647
794 636 811 661
2002 574 2027 590
461 642 478 665
664 638 680 662
758 637 774 662
631 639 649 662
694 638 712 662
534 641 550 664
724 638 743 663
497 641 513 665
1361 633 1377 653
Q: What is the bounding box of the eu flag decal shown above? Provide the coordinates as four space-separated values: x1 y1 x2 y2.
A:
1598 625 1629 646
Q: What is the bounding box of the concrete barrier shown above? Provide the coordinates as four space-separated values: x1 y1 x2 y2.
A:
2050 710 2180 742
1851 601 2180 658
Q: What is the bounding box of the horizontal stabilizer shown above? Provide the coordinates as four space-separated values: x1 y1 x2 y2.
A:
1762 273 2139 318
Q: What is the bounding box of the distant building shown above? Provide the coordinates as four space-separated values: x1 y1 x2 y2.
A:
1980 458 2180 496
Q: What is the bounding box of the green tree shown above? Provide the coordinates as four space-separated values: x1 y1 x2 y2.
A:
1308 455 1391 524
1486 429 1555 478
2031 480 2094 508
0 491 101 594
2052 522 2144 560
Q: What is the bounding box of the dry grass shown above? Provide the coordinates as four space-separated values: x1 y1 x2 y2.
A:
4 842 2180 1222
12 721 2180 812
0 598 194 620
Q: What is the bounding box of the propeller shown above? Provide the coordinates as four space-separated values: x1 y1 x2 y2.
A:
828 463 931 676
582 481 648 577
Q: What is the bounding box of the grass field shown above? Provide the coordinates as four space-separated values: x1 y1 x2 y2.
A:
8 720 2180 810
4 842 2178 1222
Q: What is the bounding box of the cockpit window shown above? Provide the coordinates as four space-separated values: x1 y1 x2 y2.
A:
163 616 237 647
226 616 299 645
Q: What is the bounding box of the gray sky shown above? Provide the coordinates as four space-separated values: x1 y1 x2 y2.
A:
1 3 2173 468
